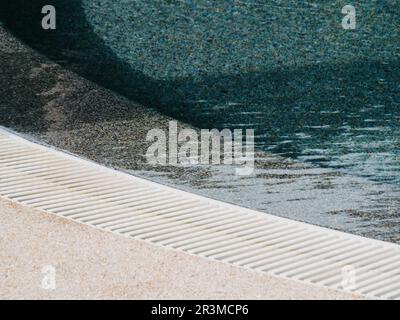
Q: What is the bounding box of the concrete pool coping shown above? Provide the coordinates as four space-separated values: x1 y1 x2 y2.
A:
3 127 400 299
0 196 364 300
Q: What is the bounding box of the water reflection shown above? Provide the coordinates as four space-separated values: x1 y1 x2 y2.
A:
183 99 400 184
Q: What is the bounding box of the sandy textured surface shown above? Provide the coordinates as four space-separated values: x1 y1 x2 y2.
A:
0 197 363 300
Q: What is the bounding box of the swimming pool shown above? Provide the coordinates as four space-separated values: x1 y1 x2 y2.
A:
1 0 400 242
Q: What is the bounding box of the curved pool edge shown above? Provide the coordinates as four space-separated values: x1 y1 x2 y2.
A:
2 126 400 299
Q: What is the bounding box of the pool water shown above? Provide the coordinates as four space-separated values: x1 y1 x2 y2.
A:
1 0 400 242
81 0 400 184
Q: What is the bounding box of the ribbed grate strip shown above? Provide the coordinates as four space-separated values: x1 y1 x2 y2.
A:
1 127 400 299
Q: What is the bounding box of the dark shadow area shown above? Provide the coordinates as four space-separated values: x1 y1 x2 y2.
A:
0 0 399 160
0 0 183 114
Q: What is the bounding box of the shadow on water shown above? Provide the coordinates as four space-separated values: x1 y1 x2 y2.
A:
0 0 399 161
0 0 180 112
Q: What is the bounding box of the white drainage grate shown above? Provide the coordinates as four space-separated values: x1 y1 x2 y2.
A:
1 126 400 299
